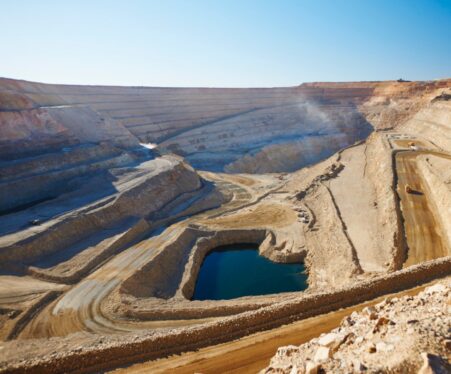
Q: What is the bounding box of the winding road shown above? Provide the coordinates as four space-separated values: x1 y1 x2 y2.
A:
111 136 450 373
10 134 451 373
18 174 259 339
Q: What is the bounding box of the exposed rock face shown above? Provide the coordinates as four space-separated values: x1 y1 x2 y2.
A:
262 280 451 374
363 132 405 271
0 79 369 173
224 133 352 174
416 154 451 250
0 79 447 173
0 155 204 268
2 78 447 172
159 101 372 172
0 143 137 213
400 94 451 151
0 108 78 160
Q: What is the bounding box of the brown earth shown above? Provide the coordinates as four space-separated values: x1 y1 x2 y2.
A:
396 151 449 266
0 78 450 373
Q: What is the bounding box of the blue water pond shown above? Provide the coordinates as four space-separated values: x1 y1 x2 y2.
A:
193 244 308 300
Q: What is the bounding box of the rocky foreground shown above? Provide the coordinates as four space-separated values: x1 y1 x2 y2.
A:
263 280 451 373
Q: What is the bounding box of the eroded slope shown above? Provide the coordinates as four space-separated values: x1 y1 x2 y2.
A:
2 78 448 172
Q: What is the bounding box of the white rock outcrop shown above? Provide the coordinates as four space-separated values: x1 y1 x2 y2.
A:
262 280 451 373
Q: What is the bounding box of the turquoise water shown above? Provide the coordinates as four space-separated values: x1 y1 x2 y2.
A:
193 244 308 300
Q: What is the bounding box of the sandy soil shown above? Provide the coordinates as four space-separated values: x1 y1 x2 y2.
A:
328 144 382 272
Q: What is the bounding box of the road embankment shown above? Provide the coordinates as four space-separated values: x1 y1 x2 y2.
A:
2 256 449 374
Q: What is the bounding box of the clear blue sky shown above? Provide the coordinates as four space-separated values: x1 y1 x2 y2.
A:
1 0 450 87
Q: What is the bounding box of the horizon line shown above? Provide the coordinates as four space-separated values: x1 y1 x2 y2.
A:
2 75 451 90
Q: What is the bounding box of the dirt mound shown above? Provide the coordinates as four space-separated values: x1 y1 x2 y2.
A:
263 279 450 373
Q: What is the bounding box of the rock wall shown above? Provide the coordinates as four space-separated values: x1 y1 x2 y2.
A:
178 229 269 300
0 144 136 213
120 228 286 300
0 108 78 160
2 78 449 172
120 227 207 299
416 155 451 250
365 133 406 270
3 78 444 173
28 218 152 284
158 102 373 172
224 133 352 174
0 156 202 264
400 98 451 151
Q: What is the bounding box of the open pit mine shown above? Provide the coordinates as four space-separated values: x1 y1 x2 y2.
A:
0 77 450 373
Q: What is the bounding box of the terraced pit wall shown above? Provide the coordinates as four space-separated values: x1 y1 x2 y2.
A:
0 78 377 173
416 155 451 250
0 157 202 264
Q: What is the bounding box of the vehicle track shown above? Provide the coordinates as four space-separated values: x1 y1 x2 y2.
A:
18 175 259 339
20 225 197 338
111 137 451 373
394 148 450 267
12 136 451 372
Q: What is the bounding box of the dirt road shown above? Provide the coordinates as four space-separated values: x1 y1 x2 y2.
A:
113 138 451 373
18 175 262 339
395 150 449 267
112 283 432 374
7 137 450 372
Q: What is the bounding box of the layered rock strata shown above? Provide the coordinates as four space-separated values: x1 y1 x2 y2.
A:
0 156 209 281
2 78 448 173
